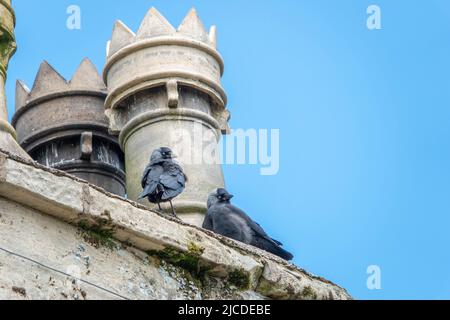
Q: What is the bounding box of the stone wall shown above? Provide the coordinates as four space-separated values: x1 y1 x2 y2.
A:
0 149 351 300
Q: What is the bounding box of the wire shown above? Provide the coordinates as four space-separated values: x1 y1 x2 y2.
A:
0 246 130 300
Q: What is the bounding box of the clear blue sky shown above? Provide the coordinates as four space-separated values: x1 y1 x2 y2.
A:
6 0 450 300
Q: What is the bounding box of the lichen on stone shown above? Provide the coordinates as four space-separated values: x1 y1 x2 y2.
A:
187 242 205 256
301 286 318 300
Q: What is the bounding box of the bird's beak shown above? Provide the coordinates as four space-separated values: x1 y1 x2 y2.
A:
225 194 234 200
171 153 178 159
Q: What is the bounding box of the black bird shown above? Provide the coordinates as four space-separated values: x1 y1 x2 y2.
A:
203 188 294 261
138 147 187 218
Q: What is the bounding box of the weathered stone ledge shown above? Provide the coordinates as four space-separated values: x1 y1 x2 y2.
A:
0 148 351 300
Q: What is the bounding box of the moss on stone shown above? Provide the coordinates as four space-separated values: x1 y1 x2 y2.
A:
228 269 250 290
147 244 254 293
150 247 200 274
77 220 117 250
0 31 15 70
147 242 210 284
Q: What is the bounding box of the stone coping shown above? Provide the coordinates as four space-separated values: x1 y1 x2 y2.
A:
0 148 352 300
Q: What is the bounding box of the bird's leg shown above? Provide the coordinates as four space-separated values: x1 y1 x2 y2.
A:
157 203 162 211
169 201 179 219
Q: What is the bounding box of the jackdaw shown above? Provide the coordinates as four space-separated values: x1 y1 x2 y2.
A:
138 147 187 218
203 188 294 261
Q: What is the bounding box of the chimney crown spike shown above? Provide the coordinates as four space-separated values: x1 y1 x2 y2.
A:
70 58 106 91
178 7 208 42
15 80 31 111
16 80 31 93
108 20 135 57
106 8 219 56
25 59 107 105
29 61 69 100
104 7 227 111
106 40 111 57
209 25 217 48
136 7 175 39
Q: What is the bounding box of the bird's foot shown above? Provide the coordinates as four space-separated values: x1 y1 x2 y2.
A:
156 209 181 221
168 201 181 221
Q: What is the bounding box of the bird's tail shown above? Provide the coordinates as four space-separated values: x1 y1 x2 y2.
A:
137 191 147 201
256 238 294 261
273 247 294 261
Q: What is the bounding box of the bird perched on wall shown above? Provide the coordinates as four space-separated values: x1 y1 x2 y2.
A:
203 188 294 261
138 147 187 219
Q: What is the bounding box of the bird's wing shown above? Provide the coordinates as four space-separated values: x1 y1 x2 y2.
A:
138 164 164 199
141 166 150 188
209 205 250 243
202 211 214 231
215 204 294 261
271 238 284 246
160 162 186 200
251 235 294 261
229 205 280 245
252 221 283 245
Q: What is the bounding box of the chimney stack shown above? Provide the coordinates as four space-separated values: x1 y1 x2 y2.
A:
103 8 230 225
13 59 126 196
